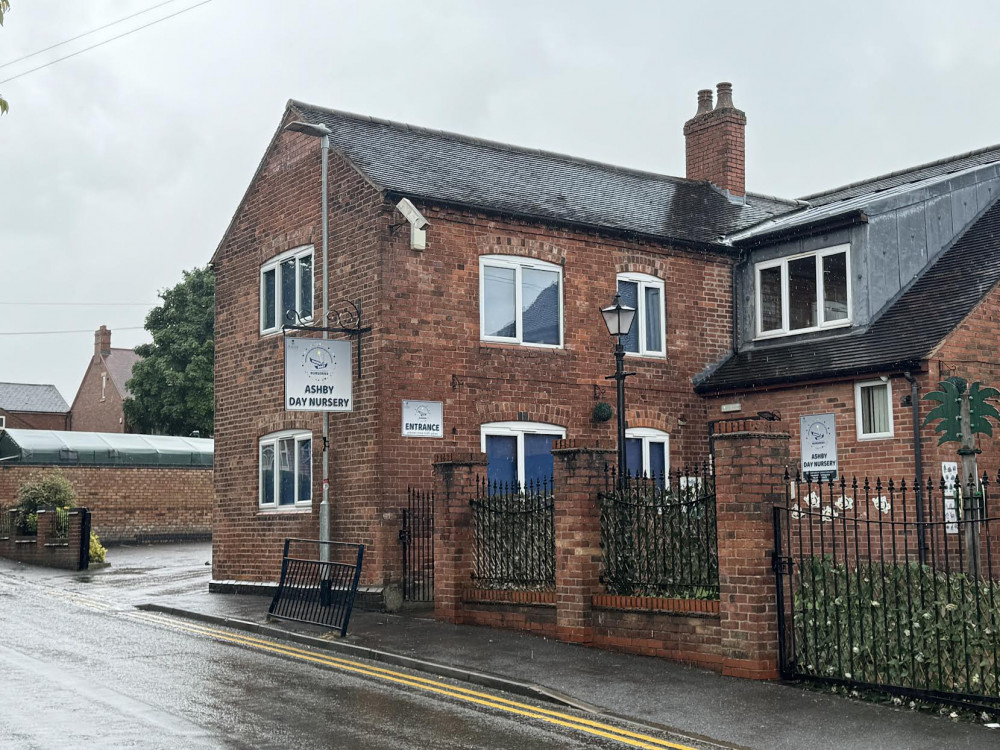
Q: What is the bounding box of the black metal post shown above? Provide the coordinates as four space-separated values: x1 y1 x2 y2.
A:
614 338 627 489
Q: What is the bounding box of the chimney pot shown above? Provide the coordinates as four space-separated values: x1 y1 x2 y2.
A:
695 88 713 116
715 82 735 110
95 325 112 357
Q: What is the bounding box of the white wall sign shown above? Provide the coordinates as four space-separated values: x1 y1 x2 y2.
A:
800 413 838 479
284 337 353 412
942 461 959 534
402 400 443 438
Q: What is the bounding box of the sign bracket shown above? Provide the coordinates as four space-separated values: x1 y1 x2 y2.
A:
283 299 372 379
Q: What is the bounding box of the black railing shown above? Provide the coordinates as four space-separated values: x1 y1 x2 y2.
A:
0 506 9 539
268 539 364 636
775 470 1000 710
599 464 718 599
401 488 434 602
470 477 555 590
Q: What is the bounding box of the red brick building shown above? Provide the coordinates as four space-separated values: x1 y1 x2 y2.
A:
212 82 1000 592
0 383 71 431
69 326 142 434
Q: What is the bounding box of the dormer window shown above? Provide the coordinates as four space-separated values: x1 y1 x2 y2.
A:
755 245 850 338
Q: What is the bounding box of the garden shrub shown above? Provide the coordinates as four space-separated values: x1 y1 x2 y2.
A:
89 532 107 564
15 470 75 536
794 555 1000 697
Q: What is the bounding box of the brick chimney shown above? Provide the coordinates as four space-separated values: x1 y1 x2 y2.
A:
683 82 747 198
95 325 112 357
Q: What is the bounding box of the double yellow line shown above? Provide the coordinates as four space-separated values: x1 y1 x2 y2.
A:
133 611 705 750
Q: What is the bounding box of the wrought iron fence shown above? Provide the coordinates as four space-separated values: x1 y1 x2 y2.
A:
0 506 9 539
470 476 555 590
401 488 434 602
599 464 718 599
775 470 1000 710
268 539 364 636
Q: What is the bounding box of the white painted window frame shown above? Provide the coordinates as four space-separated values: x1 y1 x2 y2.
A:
855 379 894 440
260 245 315 336
617 272 666 357
479 255 564 348
480 420 566 485
754 244 851 339
624 427 670 477
259 429 313 509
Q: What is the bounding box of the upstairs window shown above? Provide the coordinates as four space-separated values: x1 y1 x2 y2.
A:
755 245 849 338
259 430 313 509
855 380 893 440
261 246 314 334
625 428 670 484
617 273 666 357
480 256 563 347
481 421 566 487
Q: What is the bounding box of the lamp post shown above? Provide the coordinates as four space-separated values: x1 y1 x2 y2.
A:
284 120 333 563
601 293 636 488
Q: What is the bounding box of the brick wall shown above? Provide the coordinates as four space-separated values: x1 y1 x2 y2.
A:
70 357 127 433
0 465 212 544
1 409 70 430
0 507 89 570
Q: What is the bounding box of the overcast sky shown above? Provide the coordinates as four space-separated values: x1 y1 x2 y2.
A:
3 0 1000 405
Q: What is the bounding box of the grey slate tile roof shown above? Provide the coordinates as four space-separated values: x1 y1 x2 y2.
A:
0 383 70 414
290 101 800 248
695 194 1000 393
103 349 142 399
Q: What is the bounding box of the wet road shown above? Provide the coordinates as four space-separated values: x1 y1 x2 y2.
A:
0 563 713 749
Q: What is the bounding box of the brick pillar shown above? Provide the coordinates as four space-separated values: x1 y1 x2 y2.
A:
713 421 790 680
432 452 487 624
552 440 615 644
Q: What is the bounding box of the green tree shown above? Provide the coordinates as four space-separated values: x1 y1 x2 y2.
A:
1 1 10 115
124 265 215 436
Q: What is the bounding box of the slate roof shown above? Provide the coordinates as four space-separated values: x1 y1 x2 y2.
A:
289 101 800 249
0 383 70 414
696 194 1000 393
103 348 141 399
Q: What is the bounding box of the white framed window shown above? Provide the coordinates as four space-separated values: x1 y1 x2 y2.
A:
259 430 313 509
480 421 566 487
479 255 563 347
617 273 666 357
855 379 893 440
625 427 670 481
261 246 314 335
755 244 850 338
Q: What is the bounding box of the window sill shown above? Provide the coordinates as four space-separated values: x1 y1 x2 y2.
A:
856 433 894 442
478 341 568 354
257 506 313 516
754 320 852 342
624 351 667 361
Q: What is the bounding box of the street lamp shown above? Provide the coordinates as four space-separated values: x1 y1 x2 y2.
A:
601 293 636 488
284 120 333 562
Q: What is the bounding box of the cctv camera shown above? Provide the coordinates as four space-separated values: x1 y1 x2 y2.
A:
396 198 429 231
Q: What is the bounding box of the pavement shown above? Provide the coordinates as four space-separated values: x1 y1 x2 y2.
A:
44 543 1000 748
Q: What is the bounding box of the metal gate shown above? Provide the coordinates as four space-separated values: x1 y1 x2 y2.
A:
268 538 364 636
400 488 434 602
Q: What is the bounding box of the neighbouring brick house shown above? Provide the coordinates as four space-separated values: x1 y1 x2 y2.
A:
70 325 142 433
212 80 1000 602
0 382 71 431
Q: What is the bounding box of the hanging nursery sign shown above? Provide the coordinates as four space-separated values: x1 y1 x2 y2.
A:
284 337 353 412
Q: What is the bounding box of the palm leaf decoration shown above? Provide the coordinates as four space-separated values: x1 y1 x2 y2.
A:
923 376 965 446
969 381 1000 437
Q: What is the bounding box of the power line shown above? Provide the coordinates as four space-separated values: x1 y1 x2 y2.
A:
0 0 183 71
0 0 214 87
0 301 155 307
0 327 145 337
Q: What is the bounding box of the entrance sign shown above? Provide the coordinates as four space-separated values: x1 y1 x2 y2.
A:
284 337 352 412
942 461 959 534
402 400 443 438
799 413 838 479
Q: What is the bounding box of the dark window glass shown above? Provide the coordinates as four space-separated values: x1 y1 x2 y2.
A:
483 266 516 338
261 444 275 505
649 441 666 486
823 252 848 322
524 434 557 485
625 438 642 477
645 286 663 353
278 438 295 505
759 266 782 332
298 254 313 318
297 439 311 502
263 269 276 330
788 256 817 330
280 259 296 327
617 280 639 352
521 268 560 345
485 435 517 486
